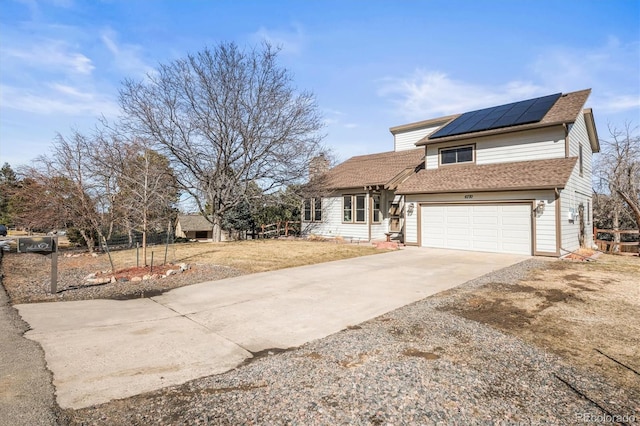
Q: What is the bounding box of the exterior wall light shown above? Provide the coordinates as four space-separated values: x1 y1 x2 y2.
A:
407 203 415 216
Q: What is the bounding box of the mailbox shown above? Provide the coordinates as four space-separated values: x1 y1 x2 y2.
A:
18 237 56 254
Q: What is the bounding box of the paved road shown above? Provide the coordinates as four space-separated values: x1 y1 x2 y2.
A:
15 247 528 410
0 260 59 426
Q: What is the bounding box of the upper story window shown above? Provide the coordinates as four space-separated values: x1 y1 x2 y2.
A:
579 144 584 176
440 145 474 165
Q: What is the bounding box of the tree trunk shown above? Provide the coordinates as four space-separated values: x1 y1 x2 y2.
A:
142 212 148 266
613 207 620 253
213 215 222 242
80 230 95 254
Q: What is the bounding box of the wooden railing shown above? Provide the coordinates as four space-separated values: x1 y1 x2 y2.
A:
259 221 301 239
594 228 639 253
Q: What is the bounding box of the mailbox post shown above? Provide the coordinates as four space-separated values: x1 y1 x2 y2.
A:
18 236 58 294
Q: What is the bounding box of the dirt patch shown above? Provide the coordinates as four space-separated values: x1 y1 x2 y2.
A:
442 254 640 393
402 348 440 360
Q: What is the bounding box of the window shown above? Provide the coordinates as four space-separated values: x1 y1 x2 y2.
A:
372 194 381 223
303 198 322 222
579 144 584 176
343 194 367 223
440 145 474 165
343 195 352 222
355 195 366 223
303 199 312 222
314 198 322 222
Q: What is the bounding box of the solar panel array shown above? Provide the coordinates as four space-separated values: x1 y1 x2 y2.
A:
429 93 562 139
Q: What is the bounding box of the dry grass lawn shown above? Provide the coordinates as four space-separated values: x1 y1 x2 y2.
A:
444 253 640 395
106 239 384 274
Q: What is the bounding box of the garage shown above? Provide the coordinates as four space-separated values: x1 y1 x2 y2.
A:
420 203 532 255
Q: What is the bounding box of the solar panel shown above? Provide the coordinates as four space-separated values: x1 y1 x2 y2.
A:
429 92 562 139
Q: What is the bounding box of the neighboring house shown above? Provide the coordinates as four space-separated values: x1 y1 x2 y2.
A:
175 214 214 241
303 89 599 256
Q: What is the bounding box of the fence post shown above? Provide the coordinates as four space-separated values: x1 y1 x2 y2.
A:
261 224 265 239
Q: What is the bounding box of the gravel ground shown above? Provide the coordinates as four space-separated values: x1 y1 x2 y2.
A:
53 258 635 425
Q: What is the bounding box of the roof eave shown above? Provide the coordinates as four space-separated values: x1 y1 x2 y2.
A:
397 184 567 195
389 114 459 135
583 108 600 153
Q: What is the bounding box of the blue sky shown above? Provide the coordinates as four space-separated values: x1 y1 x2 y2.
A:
1 0 639 168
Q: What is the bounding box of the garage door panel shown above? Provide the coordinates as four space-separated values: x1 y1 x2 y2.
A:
473 215 499 225
421 203 531 255
474 241 499 251
473 228 498 238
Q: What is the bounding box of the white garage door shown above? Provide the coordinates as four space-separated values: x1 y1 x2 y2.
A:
421 203 532 255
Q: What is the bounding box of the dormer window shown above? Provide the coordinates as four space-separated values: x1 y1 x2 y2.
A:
439 144 474 165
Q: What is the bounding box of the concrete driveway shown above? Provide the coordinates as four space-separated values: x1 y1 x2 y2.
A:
16 247 527 409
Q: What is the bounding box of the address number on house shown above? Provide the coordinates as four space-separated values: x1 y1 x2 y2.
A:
464 195 474 199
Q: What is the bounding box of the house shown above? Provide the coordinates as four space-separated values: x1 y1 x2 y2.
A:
303 89 599 256
175 214 214 240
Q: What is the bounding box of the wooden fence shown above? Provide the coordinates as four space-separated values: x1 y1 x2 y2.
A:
594 228 639 254
259 221 301 239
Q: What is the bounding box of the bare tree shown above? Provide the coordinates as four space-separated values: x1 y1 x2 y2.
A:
18 131 108 250
95 133 179 264
594 123 640 252
119 42 326 241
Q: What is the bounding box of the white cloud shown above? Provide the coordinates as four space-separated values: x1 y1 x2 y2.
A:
530 38 640 116
252 23 306 55
378 38 639 122
100 27 154 76
1 39 94 75
0 84 119 117
378 71 543 120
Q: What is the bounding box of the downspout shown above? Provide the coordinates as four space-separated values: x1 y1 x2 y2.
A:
555 187 562 256
367 189 372 242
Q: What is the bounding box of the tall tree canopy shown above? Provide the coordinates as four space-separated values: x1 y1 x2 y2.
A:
593 123 640 251
119 42 326 241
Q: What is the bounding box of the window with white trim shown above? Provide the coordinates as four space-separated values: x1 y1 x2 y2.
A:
440 145 474 165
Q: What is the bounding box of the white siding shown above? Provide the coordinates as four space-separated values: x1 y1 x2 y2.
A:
405 190 558 254
425 127 565 169
394 126 440 152
301 191 394 241
560 112 595 251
